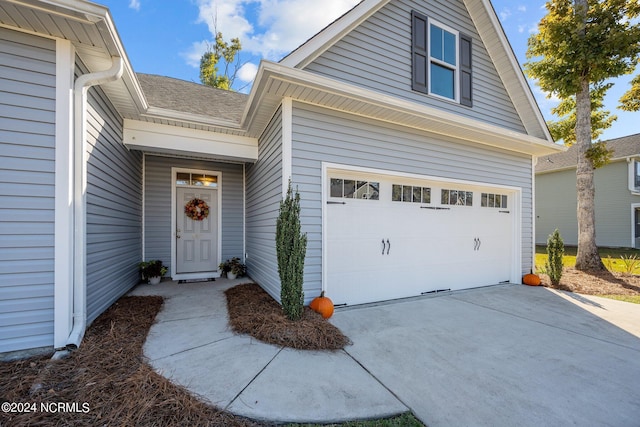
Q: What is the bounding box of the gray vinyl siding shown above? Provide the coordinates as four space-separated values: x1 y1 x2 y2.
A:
245 108 283 301
83 62 143 324
291 102 533 299
536 161 640 248
0 28 56 353
144 155 244 272
304 0 526 134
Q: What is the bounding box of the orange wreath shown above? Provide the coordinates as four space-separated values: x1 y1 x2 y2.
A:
184 198 209 221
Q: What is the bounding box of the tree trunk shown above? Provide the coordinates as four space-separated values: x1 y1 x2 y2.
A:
574 79 605 271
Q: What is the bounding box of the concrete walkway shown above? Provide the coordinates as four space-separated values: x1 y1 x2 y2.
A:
130 280 640 426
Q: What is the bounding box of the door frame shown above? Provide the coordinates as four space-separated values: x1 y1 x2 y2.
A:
631 203 640 248
321 162 522 298
171 167 223 280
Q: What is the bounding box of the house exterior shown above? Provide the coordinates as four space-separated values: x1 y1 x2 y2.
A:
0 0 562 358
536 133 640 248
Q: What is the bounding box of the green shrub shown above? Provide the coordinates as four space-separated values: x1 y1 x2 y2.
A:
276 181 307 321
546 229 564 286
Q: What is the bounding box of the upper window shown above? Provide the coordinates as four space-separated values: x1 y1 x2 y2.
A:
481 193 508 208
441 189 473 206
176 172 218 187
392 184 431 203
412 11 472 106
635 161 640 188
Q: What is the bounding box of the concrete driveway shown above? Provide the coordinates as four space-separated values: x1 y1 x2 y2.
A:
132 281 640 426
331 285 640 427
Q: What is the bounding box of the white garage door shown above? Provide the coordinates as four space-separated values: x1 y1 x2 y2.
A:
326 170 516 306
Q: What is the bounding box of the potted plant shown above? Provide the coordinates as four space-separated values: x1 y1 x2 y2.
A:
140 260 167 285
218 257 246 280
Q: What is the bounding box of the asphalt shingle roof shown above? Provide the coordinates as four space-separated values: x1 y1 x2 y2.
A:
536 133 640 173
136 73 248 124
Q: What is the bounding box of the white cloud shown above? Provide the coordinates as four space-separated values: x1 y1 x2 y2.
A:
182 40 210 68
517 5 527 13
129 0 141 11
194 0 360 60
499 8 511 21
237 62 258 82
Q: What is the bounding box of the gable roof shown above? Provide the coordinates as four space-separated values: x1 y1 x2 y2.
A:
536 133 640 173
280 0 553 142
137 74 248 125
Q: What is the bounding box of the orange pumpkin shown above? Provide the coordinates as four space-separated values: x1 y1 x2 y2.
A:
310 291 334 319
523 273 541 286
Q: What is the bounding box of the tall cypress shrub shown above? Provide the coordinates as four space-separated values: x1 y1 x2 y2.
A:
546 229 564 286
276 181 307 321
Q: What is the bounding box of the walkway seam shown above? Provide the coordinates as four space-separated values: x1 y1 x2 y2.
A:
224 346 284 411
450 295 640 352
148 335 236 361
341 348 411 413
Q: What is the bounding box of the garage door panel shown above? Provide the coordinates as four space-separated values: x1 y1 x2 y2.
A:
326 171 517 306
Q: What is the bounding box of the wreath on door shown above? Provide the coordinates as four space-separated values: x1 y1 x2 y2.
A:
184 198 210 221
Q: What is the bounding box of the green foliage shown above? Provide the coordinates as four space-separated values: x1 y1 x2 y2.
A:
525 0 640 99
547 84 616 147
620 74 640 112
199 30 242 90
585 141 613 169
546 229 565 286
619 254 640 274
276 181 307 321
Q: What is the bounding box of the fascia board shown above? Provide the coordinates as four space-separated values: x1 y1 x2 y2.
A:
249 61 565 156
464 0 553 142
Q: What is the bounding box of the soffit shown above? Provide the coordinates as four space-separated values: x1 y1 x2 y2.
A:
245 61 564 157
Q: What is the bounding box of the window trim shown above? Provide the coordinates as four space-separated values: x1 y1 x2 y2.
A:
411 11 472 106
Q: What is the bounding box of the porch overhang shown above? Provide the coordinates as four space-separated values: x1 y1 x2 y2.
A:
123 119 258 163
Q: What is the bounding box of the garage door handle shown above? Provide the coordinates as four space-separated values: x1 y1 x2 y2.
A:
386 239 391 255
327 201 346 205
382 239 386 255
499 210 510 213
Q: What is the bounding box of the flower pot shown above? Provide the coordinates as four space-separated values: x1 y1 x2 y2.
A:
227 271 237 280
148 276 162 285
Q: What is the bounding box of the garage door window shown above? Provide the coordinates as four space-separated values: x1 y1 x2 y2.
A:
481 193 507 208
392 184 431 203
441 189 473 206
330 178 379 200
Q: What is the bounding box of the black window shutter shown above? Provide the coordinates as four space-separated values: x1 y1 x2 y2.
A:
412 11 428 93
459 33 473 107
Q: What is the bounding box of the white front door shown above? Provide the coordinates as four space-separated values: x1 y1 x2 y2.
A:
176 187 218 274
326 170 517 306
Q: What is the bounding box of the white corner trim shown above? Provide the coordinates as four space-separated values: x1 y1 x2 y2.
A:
54 39 75 350
531 156 537 274
282 98 293 196
141 153 146 261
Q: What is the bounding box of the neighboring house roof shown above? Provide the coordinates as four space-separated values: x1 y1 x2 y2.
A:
536 133 640 174
137 74 248 125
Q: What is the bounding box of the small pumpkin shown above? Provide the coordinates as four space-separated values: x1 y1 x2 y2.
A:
523 273 541 286
310 291 334 319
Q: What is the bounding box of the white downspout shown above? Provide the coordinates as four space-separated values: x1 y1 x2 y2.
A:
66 56 124 348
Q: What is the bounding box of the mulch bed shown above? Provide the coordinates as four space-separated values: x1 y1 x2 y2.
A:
540 268 640 296
225 283 351 351
0 296 262 427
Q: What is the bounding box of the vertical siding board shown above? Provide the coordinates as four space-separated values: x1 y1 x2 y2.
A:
83 71 143 324
291 102 533 299
245 108 284 302
0 28 56 353
143 156 244 271
303 0 525 133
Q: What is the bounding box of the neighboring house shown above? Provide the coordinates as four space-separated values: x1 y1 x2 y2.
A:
0 0 562 358
536 133 640 248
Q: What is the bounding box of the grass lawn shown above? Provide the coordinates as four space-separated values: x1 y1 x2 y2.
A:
599 295 640 304
535 246 640 274
288 413 424 427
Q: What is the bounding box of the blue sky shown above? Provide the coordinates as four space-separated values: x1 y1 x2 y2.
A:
103 0 637 141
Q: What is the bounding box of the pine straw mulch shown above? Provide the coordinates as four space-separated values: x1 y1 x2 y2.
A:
0 296 262 427
540 267 640 296
225 283 351 351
